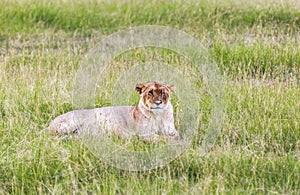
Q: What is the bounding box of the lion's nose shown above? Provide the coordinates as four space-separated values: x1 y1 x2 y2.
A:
154 100 162 105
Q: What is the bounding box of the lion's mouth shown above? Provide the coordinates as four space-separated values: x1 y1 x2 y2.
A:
151 107 162 110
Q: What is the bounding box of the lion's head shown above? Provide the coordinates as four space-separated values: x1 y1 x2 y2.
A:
135 82 173 111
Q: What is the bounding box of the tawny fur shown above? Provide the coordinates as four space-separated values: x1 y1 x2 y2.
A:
49 82 179 141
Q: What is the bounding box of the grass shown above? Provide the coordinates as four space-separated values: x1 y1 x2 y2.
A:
1 0 300 194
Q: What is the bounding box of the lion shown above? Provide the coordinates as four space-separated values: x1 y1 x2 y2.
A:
49 82 179 141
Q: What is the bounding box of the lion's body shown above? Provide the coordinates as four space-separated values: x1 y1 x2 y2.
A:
49 82 179 141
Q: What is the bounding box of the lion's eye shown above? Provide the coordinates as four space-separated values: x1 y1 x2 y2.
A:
148 91 153 96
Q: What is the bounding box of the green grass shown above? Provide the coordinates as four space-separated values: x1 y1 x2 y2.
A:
1 0 300 194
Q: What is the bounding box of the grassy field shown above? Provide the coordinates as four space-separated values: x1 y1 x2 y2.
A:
1 0 300 194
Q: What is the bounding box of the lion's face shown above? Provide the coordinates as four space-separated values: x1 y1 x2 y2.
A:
135 82 173 111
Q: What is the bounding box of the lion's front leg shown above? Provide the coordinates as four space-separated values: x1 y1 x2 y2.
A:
135 123 161 142
161 120 180 140
165 127 180 140
167 128 179 140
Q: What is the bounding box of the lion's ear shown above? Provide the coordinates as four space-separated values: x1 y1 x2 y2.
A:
167 85 174 92
135 83 145 94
